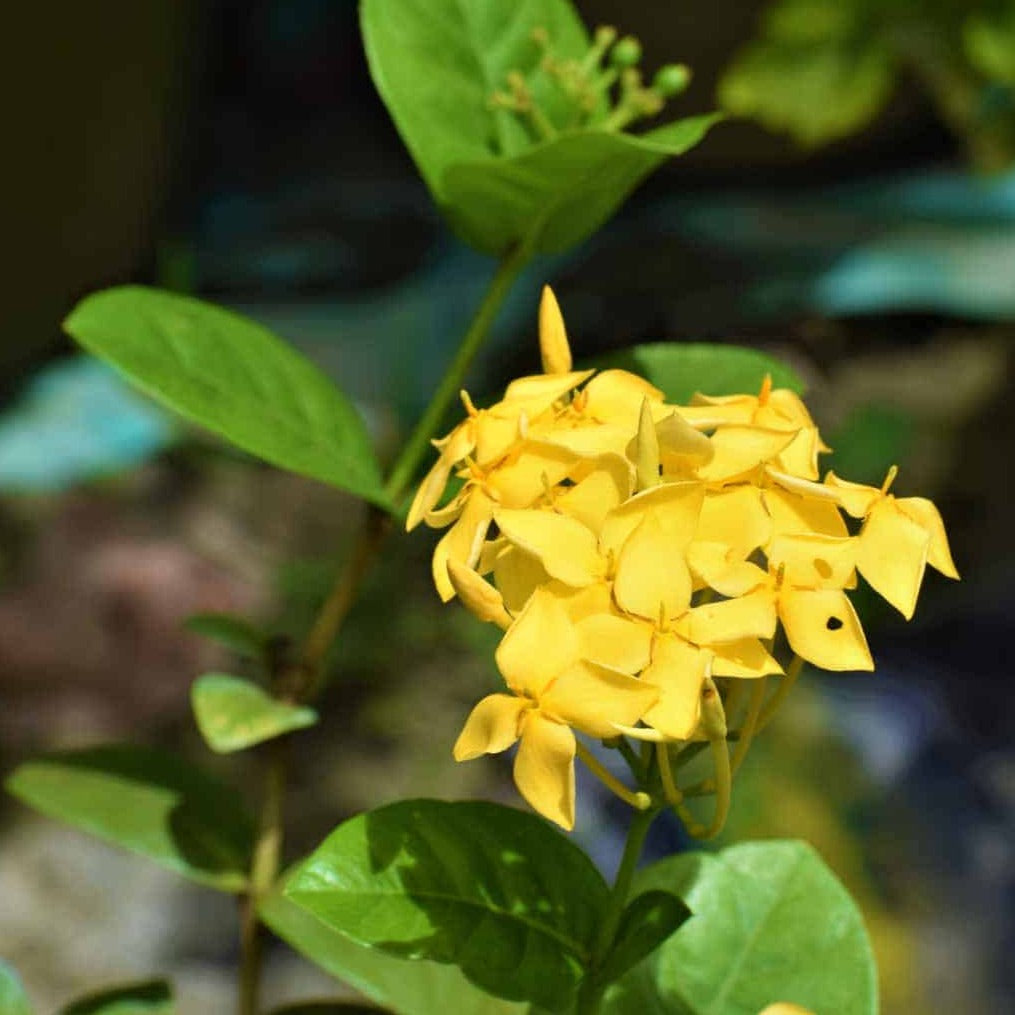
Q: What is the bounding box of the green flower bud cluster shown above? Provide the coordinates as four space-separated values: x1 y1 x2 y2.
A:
489 23 692 143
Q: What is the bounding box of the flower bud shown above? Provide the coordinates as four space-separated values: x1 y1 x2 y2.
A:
447 559 513 629
653 63 691 97
538 285 573 374
611 35 642 69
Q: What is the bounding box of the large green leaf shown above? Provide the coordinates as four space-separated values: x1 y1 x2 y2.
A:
361 0 592 196
5 745 254 892
59 981 173 1015
965 8 1015 83
262 869 529 1015
604 840 878 1015
284 799 609 1011
0 960 34 1015
64 287 389 508
191 673 318 754
603 342 804 403
442 116 720 255
597 890 691 988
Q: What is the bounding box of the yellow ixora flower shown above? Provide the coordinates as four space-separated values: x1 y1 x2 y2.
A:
453 588 657 829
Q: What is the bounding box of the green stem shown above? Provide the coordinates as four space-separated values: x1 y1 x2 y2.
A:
383 241 533 506
237 743 286 1015
577 807 658 1014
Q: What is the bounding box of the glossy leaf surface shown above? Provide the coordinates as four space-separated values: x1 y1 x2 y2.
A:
285 799 609 1010
64 287 389 508
191 673 318 753
6 745 253 892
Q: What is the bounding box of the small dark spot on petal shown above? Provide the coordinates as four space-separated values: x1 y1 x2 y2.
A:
826 616 844 631
814 558 833 580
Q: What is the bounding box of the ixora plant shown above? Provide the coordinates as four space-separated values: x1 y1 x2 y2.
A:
3 2 958 1014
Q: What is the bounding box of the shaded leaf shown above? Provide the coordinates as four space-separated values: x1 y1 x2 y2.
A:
184 612 268 659
603 343 804 403
285 799 609 1011
442 116 720 255
603 840 877 1015
966 8 1015 83
191 673 318 753
597 890 691 987
59 980 173 1014
0 960 34 1015
5 745 253 892
64 287 389 509
261 869 528 1015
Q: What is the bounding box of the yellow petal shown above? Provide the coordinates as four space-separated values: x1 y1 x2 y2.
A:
431 492 494 601
824 470 881 518
773 426 823 480
711 637 783 678
539 285 573 374
502 369 593 405
613 513 692 622
575 613 653 673
696 426 796 483
765 466 841 502
640 635 710 740
600 481 704 558
555 455 632 533
489 440 576 507
495 508 603 587
423 484 468 529
896 496 959 579
675 401 752 428
453 694 527 760
763 485 849 540
582 369 664 425
407 456 453 531
758 1003 816 1015
472 413 523 466
678 589 777 644
447 559 513 628
768 533 858 589
514 712 576 830
856 499 929 619
687 542 768 597
762 388 815 429
779 589 873 671
495 588 579 696
544 660 658 738
539 421 635 461
696 485 771 553
492 543 549 614
658 410 715 473
551 579 613 622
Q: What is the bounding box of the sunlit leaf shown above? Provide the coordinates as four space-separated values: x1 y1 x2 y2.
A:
0 960 33 1015
64 287 390 509
285 799 609 1010
5 745 253 892
192 674 318 754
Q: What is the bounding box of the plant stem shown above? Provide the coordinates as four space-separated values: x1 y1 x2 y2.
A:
383 240 534 505
576 807 657 1014
237 743 286 1015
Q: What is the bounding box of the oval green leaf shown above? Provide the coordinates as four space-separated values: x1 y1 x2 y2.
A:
191 673 318 754
59 981 173 1015
262 866 529 1015
0 960 34 1015
597 890 691 988
184 612 268 660
64 287 389 509
602 342 804 403
603 840 878 1015
284 799 609 1011
361 0 593 197
5 745 254 892
442 116 720 255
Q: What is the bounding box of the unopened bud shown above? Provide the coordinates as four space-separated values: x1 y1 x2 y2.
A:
611 35 642 69
635 398 661 491
653 63 691 97
699 675 727 740
538 285 573 374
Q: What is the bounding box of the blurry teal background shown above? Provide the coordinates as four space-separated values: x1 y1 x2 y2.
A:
1 1 1012 1012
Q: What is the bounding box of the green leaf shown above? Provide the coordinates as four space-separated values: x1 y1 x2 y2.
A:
719 9 894 147
64 287 389 509
268 1005 384 1015
284 799 609 1011
603 840 878 1015
597 890 691 988
59 980 173 1015
191 673 318 753
965 9 1015 83
262 869 529 1015
826 404 914 486
184 612 268 660
361 0 593 197
5 745 254 892
0 960 34 1015
442 116 721 255
602 342 804 402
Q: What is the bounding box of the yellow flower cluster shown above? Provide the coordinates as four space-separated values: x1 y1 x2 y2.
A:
408 288 958 830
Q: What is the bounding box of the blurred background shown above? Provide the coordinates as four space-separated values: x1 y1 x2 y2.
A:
1 0 1013 1011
